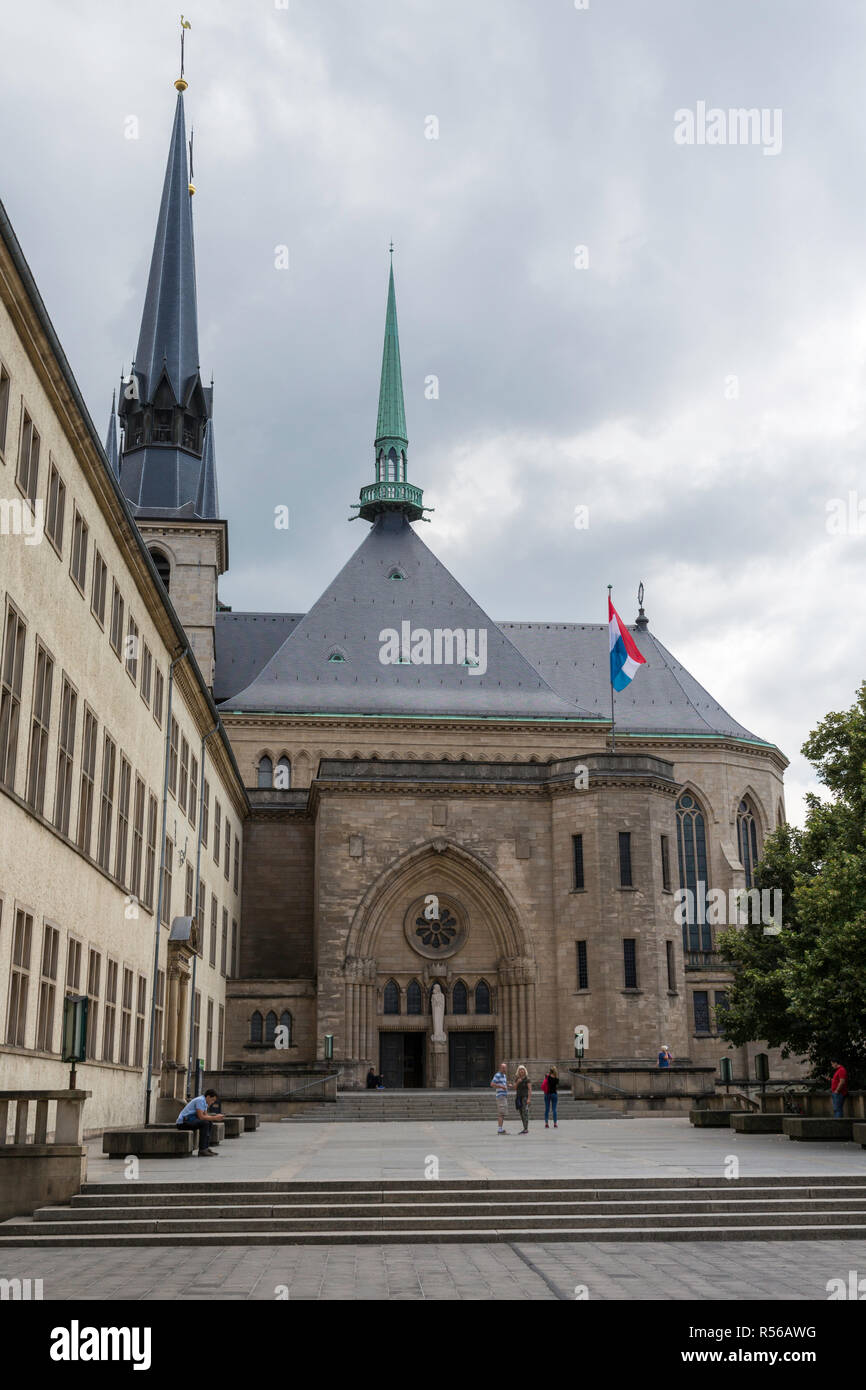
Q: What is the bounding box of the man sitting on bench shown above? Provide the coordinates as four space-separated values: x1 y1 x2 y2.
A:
177 1089 225 1156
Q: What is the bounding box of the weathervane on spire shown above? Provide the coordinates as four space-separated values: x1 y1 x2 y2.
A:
176 15 192 91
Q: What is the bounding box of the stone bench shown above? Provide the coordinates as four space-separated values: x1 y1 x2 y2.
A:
243 1114 260 1132
104 1129 194 1158
151 1121 225 1146
222 1116 245 1138
783 1117 854 1142
689 1109 748 1128
731 1112 785 1134
854 1123 866 1148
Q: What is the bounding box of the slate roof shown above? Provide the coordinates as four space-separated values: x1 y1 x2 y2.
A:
218 512 599 720
501 623 765 741
213 522 771 743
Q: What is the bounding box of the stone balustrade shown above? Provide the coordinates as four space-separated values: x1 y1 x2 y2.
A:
0 1090 90 1219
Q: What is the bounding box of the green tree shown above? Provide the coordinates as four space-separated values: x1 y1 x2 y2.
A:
719 682 866 1087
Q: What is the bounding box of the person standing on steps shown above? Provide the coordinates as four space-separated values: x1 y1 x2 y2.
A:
829 1059 848 1118
515 1065 531 1134
542 1065 559 1128
491 1060 510 1134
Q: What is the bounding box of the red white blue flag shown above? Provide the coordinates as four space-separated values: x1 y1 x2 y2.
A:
609 596 646 692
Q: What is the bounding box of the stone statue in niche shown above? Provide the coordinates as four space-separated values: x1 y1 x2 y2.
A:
430 982 446 1041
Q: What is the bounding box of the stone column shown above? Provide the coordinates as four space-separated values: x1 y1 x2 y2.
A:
175 974 188 1072
166 971 179 1064
430 1038 448 1088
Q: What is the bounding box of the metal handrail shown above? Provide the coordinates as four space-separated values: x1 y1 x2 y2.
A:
281 1071 343 1098
575 1074 633 1097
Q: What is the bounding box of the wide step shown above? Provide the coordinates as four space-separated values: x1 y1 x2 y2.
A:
3 1177 866 1246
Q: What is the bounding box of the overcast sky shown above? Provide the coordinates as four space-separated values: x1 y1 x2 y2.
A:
3 0 865 826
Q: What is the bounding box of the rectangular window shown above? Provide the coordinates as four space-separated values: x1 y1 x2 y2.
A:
666 940 676 992
109 583 124 656
218 1004 224 1068
130 775 145 901
153 668 164 727
125 614 139 683
618 832 633 888
209 895 217 967
220 908 228 976
714 991 730 1030
6 908 33 1045
114 756 131 886
119 966 134 1066
576 940 588 991
76 707 98 855
184 862 194 918
693 990 711 1035
65 936 82 996
0 363 9 455
231 919 238 977
189 755 198 829
168 717 178 796
25 639 54 815
623 938 637 989
36 923 60 1052
96 732 117 872
192 989 201 1067
70 508 88 592
134 974 146 1067
213 800 221 865
161 838 173 926
660 834 671 892
154 968 165 1068
572 834 584 890
141 644 152 707
54 675 77 835
224 819 231 881
45 460 66 553
90 549 107 626
233 836 240 893
144 792 158 909
179 734 189 813
0 600 27 790
206 997 214 1071
85 947 101 1057
16 410 40 504
202 779 210 847
103 958 118 1063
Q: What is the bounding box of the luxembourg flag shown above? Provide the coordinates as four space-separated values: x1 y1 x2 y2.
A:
609 595 646 691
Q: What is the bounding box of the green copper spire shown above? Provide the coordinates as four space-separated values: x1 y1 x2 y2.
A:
375 254 408 456
353 252 430 524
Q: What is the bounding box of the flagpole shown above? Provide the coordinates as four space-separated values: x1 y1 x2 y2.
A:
608 584 616 751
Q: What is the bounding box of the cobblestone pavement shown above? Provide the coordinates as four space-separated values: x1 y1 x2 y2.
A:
1 1240 863 1300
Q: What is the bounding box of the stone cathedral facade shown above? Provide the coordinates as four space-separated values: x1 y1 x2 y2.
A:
0 75 793 1121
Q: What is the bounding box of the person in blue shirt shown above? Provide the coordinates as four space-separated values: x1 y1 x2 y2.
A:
658 1046 673 1068
177 1089 224 1156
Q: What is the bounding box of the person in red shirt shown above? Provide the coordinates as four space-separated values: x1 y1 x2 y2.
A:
829 1060 848 1118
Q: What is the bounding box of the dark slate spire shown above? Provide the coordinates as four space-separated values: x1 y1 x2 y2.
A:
104 390 119 477
353 253 429 525
117 80 219 520
134 90 199 404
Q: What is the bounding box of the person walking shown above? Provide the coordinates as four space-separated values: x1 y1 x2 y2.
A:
830 1059 848 1118
515 1065 531 1135
542 1065 559 1128
491 1060 510 1134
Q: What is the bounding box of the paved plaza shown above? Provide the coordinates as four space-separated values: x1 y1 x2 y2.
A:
3 1119 866 1299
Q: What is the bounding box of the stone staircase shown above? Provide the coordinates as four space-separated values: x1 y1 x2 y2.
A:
3 1176 866 1246
285 1090 625 1122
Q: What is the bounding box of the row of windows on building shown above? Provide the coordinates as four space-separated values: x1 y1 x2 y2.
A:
0 597 240 913
381 979 492 1016
2 898 225 1069
570 793 764 955
248 1010 293 1045
256 754 291 789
